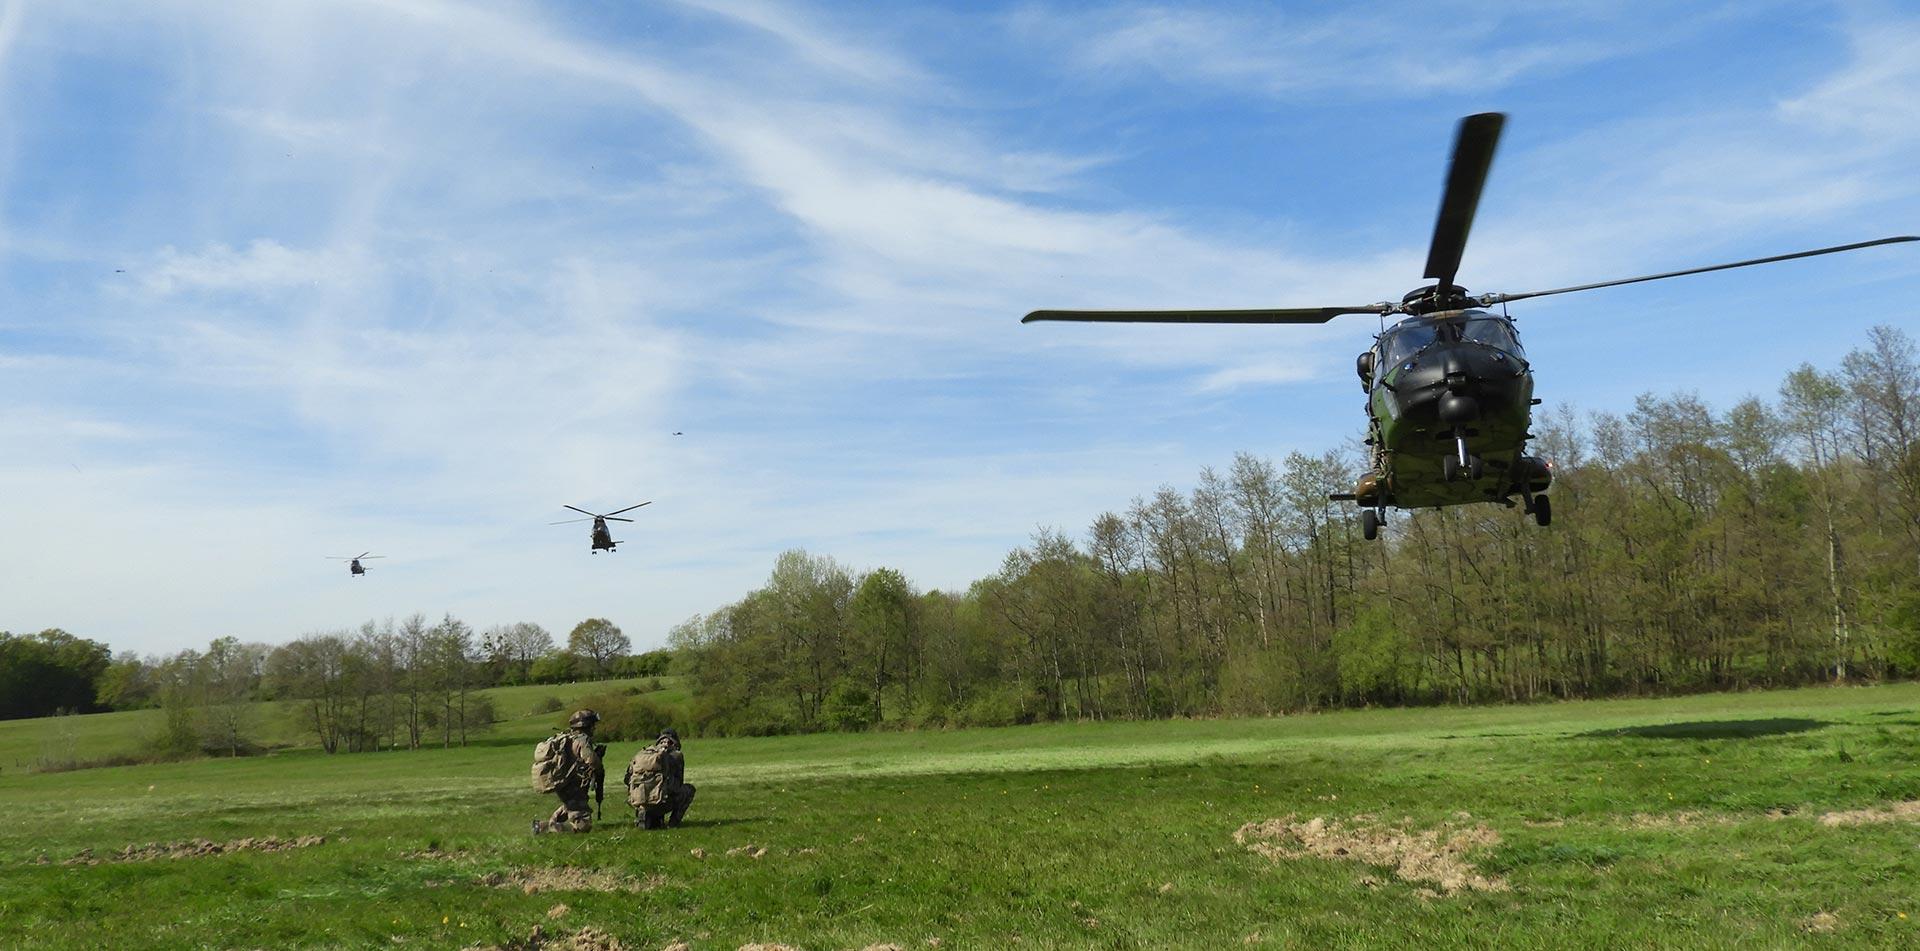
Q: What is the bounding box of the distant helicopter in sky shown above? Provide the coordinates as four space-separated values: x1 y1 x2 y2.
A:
1023 112 1917 540
326 552 383 576
552 502 652 553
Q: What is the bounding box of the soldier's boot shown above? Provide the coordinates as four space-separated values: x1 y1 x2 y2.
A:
531 820 547 835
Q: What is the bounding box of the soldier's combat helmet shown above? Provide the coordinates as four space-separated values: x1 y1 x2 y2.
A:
568 709 601 729
657 728 679 743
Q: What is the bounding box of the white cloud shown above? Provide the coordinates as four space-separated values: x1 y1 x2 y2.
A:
1004 1 1725 100
669 0 926 87
1779 18 1920 142
139 240 371 296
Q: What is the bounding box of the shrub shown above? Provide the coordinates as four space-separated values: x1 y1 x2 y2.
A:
528 695 565 717
824 682 876 731
576 691 676 742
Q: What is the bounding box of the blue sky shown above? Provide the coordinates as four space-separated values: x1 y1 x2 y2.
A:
3 0 1917 658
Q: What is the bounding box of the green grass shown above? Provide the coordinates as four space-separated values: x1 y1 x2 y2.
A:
5 683 1920 949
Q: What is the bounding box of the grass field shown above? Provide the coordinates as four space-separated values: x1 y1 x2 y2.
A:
5 683 1920 950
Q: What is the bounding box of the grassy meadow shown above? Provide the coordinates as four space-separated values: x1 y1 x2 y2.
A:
5 683 1920 949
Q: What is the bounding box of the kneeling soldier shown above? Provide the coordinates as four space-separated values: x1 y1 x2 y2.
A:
531 709 604 834
624 728 696 829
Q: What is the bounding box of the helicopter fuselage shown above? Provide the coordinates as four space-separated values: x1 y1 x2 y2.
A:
1357 310 1550 509
591 517 618 552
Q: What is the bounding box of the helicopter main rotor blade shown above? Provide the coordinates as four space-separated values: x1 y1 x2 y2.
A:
605 516 636 522
563 504 598 518
604 501 653 517
1423 112 1506 291
1022 306 1387 325
1480 235 1920 306
550 517 594 525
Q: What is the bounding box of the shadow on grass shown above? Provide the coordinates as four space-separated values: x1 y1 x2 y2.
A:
609 817 761 830
1580 718 1829 740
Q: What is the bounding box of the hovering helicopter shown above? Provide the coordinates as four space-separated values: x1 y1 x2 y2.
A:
326 552 384 576
1024 112 1916 540
552 502 652 553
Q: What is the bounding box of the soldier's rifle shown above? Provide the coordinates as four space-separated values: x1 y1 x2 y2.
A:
592 743 609 820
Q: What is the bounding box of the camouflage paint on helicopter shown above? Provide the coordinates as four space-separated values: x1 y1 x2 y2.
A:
1354 310 1550 519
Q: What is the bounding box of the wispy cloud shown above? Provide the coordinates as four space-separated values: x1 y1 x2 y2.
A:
1004 0 1731 100
139 240 370 296
1779 16 1920 143
669 0 927 87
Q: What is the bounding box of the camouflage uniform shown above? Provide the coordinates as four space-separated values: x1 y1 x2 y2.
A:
632 729 697 830
534 711 604 834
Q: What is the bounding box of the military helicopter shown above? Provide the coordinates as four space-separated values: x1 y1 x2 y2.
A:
552 502 651 553
326 552 383 576
1024 112 1916 540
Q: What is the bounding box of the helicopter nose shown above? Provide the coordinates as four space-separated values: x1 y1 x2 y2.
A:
1443 353 1471 393
1439 392 1479 423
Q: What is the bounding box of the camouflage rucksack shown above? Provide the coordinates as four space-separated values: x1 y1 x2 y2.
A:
625 744 670 807
531 731 580 793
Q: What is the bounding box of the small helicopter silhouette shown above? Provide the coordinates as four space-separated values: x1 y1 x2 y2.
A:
552 502 652 552
326 552 384 576
1024 112 1916 540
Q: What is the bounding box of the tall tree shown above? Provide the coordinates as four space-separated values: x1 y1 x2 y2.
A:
567 618 630 680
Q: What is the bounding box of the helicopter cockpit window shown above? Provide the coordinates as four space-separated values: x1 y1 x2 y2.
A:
1461 317 1523 356
1381 324 1438 366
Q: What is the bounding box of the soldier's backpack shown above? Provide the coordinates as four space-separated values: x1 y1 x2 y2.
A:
625 744 670 808
531 732 579 793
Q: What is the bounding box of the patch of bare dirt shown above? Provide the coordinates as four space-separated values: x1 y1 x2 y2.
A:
1234 815 1508 895
1621 811 1735 830
55 835 325 866
1802 911 1842 933
461 925 630 951
1819 800 1920 826
476 867 666 894
403 846 478 861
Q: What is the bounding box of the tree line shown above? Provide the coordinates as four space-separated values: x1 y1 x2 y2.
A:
668 326 1920 734
2 614 669 758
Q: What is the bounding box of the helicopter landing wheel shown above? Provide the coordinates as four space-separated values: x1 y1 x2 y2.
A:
1361 509 1381 541
1533 494 1552 527
1441 456 1458 482
1468 455 1484 480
